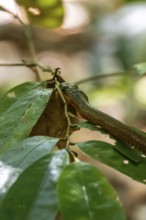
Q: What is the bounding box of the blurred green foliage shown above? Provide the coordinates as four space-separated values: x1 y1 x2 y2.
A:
16 0 64 28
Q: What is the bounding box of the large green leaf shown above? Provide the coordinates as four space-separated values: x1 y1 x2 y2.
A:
0 136 58 169
0 150 69 220
77 141 146 184
0 81 46 114
78 121 144 163
0 136 59 204
16 0 64 28
57 162 126 220
0 82 52 153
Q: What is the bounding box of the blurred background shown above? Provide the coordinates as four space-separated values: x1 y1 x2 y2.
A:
0 0 146 219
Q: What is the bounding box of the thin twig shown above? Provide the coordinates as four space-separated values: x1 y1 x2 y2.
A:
0 5 24 25
75 71 139 85
23 25 42 80
0 60 56 74
22 60 56 74
55 79 73 150
0 63 26 67
0 5 43 80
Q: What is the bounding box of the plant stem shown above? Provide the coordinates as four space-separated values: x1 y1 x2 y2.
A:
75 71 139 85
0 5 42 80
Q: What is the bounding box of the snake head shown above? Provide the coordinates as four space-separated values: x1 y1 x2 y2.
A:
60 82 89 102
60 82 78 91
60 83 79 98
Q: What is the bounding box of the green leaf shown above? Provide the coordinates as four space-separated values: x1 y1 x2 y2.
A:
0 81 46 114
0 136 59 169
16 0 64 28
77 141 146 184
79 121 143 163
114 140 141 163
57 162 126 220
0 150 69 220
0 82 52 153
0 136 59 204
78 121 107 134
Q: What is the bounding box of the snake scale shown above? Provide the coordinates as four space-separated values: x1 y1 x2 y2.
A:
61 82 146 154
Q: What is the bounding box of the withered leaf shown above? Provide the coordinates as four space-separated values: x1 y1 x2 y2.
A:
30 85 79 148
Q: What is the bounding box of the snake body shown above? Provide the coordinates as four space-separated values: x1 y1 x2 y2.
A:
61 83 146 154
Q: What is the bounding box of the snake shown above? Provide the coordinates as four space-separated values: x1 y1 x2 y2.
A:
61 82 146 154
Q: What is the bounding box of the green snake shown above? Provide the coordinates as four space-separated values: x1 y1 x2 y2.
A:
61 82 146 154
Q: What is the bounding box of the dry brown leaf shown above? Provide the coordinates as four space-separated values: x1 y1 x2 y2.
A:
30 79 79 148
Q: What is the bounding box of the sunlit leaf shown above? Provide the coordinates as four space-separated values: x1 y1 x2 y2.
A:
0 150 69 220
57 162 126 220
0 136 59 169
0 136 59 204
